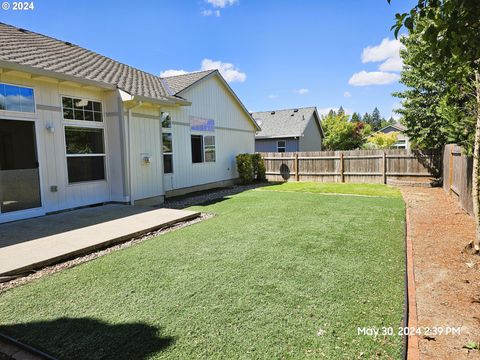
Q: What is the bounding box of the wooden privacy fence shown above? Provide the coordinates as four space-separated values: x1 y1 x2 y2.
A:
443 144 473 215
260 149 442 185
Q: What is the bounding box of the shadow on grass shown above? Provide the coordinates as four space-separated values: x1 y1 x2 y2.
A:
0 317 174 360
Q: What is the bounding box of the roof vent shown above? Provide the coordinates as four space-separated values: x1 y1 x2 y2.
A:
270 111 275 115
64 41 73 46
18 28 27 33
293 109 299 112
291 113 295 116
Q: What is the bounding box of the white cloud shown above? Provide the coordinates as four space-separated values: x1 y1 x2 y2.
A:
200 58 246 83
201 9 221 16
362 38 402 63
348 71 400 86
206 0 238 8
267 94 278 99
361 37 404 72
161 59 246 83
295 88 309 95
378 56 403 72
159 69 188 77
343 91 351 98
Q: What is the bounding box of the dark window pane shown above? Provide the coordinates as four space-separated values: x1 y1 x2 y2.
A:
84 110 94 121
94 112 103 122
162 133 172 153
161 113 171 128
65 127 104 154
191 135 203 163
84 101 93 111
93 101 102 112
62 97 73 109
74 109 84 120
67 156 105 183
63 108 74 119
163 154 173 174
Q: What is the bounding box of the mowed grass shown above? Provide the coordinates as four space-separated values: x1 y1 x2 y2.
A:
0 184 405 359
262 181 402 198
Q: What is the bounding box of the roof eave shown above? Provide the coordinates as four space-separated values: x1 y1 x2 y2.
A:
0 60 116 90
255 134 302 139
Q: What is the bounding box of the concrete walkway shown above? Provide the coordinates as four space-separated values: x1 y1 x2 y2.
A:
0 204 200 277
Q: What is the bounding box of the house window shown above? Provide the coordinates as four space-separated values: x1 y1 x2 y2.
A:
277 140 286 153
62 96 103 122
65 126 106 183
191 135 203 163
204 135 216 162
161 112 173 174
0 83 35 113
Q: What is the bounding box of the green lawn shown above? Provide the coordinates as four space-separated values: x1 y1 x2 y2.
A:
261 181 402 198
0 183 405 359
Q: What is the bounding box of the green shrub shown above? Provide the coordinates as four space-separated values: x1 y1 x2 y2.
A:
236 153 267 184
236 154 254 184
252 153 266 181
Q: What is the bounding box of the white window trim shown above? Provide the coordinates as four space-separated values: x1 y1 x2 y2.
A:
277 140 286 152
61 95 108 185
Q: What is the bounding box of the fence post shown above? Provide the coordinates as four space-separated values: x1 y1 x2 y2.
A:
382 151 387 184
449 146 454 194
294 152 299 182
340 152 345 183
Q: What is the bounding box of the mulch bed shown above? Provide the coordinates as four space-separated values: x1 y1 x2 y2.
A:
401 187 480 359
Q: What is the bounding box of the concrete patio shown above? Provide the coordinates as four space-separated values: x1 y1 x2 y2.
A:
0 204 200 277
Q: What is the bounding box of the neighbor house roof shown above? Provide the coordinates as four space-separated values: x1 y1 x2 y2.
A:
378 122 407 133
252 107 323 138
0 22 186 105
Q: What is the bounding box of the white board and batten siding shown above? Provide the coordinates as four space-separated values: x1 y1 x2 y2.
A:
162 75 256 191
128 106 164 202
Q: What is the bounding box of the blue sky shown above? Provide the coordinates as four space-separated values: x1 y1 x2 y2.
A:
1 0 415 119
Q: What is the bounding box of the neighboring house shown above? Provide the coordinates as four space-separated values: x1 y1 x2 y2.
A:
252 107 324 152
0 23 259 223
377 122 410 149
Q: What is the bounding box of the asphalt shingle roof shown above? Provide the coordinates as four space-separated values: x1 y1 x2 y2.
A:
162 70 217 94
252 107 317 138
0 22 181 102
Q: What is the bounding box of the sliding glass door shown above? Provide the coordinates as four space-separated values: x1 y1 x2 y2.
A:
0 119 41 213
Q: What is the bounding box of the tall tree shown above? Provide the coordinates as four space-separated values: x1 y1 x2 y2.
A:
351 112 362 122
389 0 480 253
322 110 369 150
371 107 383 130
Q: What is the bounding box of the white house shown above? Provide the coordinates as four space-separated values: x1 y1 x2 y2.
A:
0 23 259 223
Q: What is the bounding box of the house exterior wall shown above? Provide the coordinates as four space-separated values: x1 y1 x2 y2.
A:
255 138 299 152
380 126 410 149
161 76 256 191
127 106 164 203
0 71 123 223
298 115 322 151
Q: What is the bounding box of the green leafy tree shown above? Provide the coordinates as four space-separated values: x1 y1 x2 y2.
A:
363 132 399 149
322 110 370 150
389 0 480 252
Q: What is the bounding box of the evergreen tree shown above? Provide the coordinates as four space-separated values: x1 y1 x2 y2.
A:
351 112 362 122
371 107 382 131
